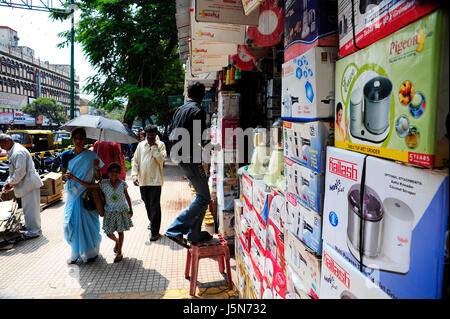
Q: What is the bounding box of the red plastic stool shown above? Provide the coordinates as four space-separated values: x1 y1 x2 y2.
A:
185 233 233 296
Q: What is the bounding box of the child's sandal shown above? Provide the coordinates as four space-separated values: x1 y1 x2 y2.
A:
114 254 123 263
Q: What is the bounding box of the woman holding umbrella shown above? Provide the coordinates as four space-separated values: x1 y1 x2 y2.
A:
61 127 104 264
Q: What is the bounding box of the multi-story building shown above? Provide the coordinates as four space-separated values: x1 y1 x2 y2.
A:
0 26 80 130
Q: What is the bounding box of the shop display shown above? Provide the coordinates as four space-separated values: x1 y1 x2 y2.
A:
247 202 268 250
320 242 391 299
180 0 448 300
322 146 449 298
247 128 271 179
217 118 240 149
235 198 252 251
338 0 440 57
285 192 323 255
285 263 313 299
216 178 239 211
284 0 338 62
281 46 337 120
284 157 324 213
284 229 321 299
218 206 235 240
252 179 270 223
334 10 449 168
283 120 333 174
218 92 240 119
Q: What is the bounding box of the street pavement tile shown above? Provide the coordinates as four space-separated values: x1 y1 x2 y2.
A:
0 162 236 298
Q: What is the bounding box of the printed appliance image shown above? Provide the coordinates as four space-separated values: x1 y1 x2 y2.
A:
349 75 393 143
346 184 414 274
301 0 316 39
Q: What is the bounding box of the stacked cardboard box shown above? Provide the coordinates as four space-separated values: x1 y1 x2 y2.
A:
321 6 449 299
216 92 241 244
40 172 63 203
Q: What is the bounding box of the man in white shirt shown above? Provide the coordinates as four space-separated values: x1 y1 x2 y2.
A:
131 125 167 241
0 134 44 239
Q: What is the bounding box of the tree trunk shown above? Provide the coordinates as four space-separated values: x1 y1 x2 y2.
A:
123 103 135 129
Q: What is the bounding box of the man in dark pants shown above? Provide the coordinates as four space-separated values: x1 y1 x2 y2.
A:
165 82 212 248
131 125 167 241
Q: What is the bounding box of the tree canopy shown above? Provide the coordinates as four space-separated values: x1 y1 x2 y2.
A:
22 97 67 126
52 0 184 128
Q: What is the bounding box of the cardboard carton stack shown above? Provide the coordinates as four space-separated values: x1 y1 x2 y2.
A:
320 5 449 299
216 92 241 244
40 172 63 204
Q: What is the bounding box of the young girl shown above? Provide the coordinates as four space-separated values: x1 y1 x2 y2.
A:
67 162 133 262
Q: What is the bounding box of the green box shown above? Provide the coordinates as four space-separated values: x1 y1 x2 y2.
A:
334 10 448 168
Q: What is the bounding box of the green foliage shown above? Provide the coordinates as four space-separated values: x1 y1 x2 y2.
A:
22 97 67 126
51 0 184 128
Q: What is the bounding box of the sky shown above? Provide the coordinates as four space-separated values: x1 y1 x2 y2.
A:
0 5 95 100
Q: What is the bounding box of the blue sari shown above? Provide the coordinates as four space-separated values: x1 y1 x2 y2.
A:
63 150 103 263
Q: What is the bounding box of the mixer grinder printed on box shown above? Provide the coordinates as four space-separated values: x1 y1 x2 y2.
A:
334 10 449 167
322 146 449 299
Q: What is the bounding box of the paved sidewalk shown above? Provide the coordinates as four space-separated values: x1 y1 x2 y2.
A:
0 161 237 299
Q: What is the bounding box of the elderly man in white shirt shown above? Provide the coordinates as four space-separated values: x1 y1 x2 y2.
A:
0 134 43 239
131 125 166 241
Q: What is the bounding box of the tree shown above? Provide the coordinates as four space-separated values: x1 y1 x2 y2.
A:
52 0 184 128
23 97 67 127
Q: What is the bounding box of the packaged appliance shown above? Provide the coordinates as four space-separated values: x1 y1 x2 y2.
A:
284 0 338 62
284 157 324 213
322 146 449 299
283 120 333 174
320 242 391 299
281 46 337 121
247 127 271 179
284 229 321 298
338 0 440 57
264 119 286 190
285 192 323 255
334 10 449 168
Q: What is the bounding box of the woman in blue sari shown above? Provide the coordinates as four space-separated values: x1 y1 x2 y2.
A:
61 128 103 264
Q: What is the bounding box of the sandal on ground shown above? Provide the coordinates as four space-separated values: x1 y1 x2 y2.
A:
114 254 123 263
86 255 98 263
150 234 161 241
164 234 190 249
67 258 77 265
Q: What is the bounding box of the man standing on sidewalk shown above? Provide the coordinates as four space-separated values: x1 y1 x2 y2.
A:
0 134 43 239
165 82 212 248
131 124 166 241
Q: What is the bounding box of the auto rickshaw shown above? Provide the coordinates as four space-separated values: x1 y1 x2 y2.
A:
6 130 55 153
54 130 71 148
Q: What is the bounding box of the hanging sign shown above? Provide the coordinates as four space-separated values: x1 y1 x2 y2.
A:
191 39 238 57
186 58 221 78
246 0 284 47
191 8 246 44
192 55 229 67
230 45 257 71
241 0 263 15
195 0 259 25
0 112 13 125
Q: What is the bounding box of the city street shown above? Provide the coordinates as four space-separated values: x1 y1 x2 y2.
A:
0 161 238 299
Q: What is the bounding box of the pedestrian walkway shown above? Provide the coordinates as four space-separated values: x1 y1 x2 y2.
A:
0 161 238 299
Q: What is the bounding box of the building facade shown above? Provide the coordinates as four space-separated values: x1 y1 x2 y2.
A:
0 26 80 130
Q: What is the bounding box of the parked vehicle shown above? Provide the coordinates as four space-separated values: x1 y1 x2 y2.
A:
54 130 71 148
6 130 55 153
